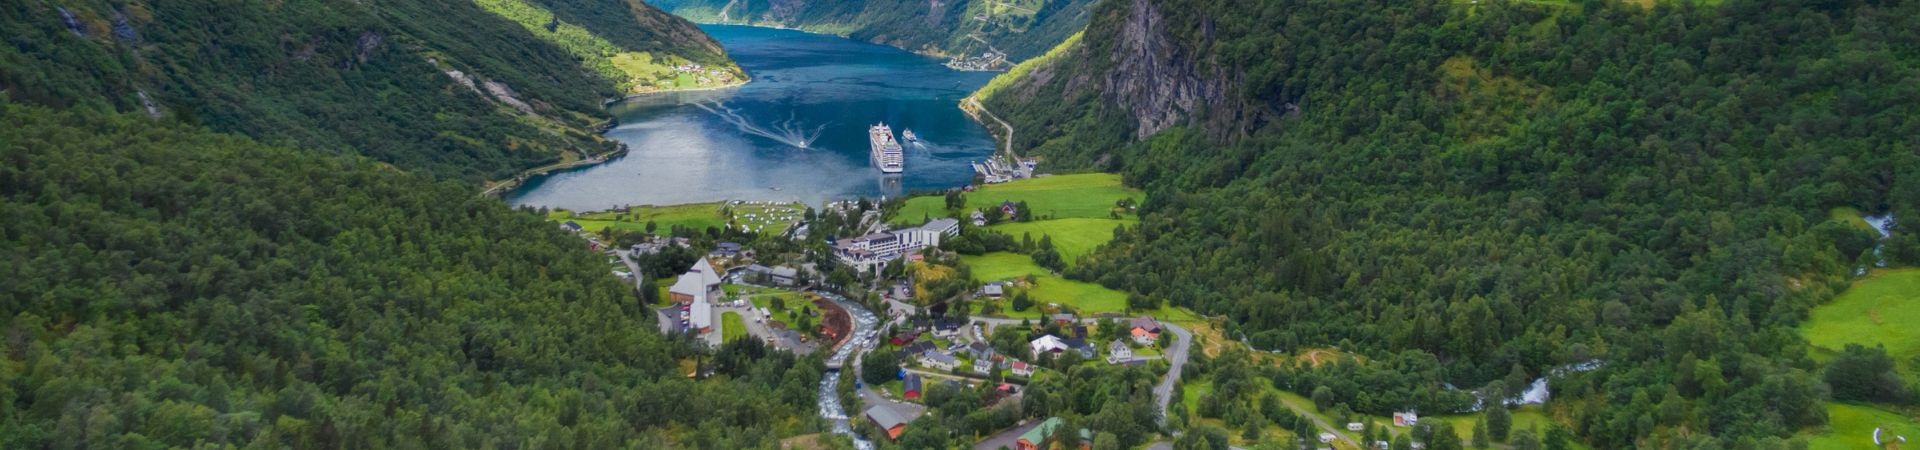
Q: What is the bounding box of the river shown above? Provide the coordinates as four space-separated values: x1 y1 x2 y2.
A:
504 25 999 211
815 291 880 449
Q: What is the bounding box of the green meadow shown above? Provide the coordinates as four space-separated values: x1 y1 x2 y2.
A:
722 311 747 342
1807 403 1920 450
963 252 1127 314
550 203 727 233
1801 269 1920 362
893 173 1142 224
988 218 1133 262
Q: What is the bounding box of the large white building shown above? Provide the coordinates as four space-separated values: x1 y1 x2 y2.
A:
668 258 725 334
834 218 960 273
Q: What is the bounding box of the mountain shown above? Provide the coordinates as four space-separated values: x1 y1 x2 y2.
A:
0 104 826 448
978 0 1920 446
0 0 740 183
0 2 828 448
649 0 1097 64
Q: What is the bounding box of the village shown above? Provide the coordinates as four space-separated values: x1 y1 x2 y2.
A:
540 172 1500 450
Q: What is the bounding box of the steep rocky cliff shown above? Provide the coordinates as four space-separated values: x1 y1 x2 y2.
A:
974 0 1273 167
649 0 1096 62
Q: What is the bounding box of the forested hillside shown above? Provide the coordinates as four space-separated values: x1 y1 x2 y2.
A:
0 0 735 182
0 104 824 448
649 0 1095 61
981 0 1920 447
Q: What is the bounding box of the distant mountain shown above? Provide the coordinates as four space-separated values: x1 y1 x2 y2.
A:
977 0 1920 447
0 0 740 182
649 0 1096 64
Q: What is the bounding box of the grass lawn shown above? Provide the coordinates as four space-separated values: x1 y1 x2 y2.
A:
722 312 747 342
550 203 728 234
988 218 1135 262
962 252 1127 314
1807 402 1920 450
891 173 1142 224
1801 269 1920 362
1830 207 1879 232
654 275 678 305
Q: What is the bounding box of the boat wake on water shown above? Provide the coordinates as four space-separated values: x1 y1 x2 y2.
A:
692 100 827 149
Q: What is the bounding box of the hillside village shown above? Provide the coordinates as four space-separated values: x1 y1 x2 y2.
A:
542 174 1497 450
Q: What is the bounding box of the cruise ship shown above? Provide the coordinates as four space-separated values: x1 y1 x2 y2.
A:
869 124 905 173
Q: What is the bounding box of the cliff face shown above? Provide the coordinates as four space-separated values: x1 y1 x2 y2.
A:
977 0 1275 164
650 0 1096 62
1101 0 1230 139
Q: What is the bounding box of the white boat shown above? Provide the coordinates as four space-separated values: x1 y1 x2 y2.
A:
902 129 919 143
868 124 905 173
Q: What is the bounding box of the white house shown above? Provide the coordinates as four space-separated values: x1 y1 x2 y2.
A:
920 351 957 371
1030 335 1071 356
1106 340 1133 364
1010 360 1033 377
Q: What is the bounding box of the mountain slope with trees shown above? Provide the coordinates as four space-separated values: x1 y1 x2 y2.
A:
979 0 1920 447
649 0 1096 62
0 0 736 183
0 104 825 448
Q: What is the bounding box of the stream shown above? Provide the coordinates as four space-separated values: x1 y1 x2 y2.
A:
815 291 880 449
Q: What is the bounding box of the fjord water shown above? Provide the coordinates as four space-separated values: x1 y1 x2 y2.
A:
505 25 998 211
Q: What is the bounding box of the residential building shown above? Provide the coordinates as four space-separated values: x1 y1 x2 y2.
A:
1107 340 1133 364
864 405 912 440
1051 313 1076 325
1061 338 1095 358
1030 335 1070 356
889 330 921 346
933 318 964 338
981 282 1005 298
1010 360 1034 377
920 351 958 371
970 210 988 226
1017 417 1063 450
1130 316 1163 344
560 221 583 232
973 357 995 374
769 266 798 286
1016 417 1091 450
966 342 995 359
711 241 743 258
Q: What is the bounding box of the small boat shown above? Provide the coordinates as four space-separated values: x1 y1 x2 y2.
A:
902 129 919 143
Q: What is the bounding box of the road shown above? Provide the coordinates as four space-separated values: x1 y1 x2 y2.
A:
965 97 1016 159
1150 322 1193 425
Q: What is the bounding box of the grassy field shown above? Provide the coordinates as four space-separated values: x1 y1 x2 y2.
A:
722 311 746 342
1801 269 1920 362
1831 207 1879 232
551 203 727 233
962 252 1127 314
892 173 1142 224
1807 402 1920 450
988 218 1134 262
